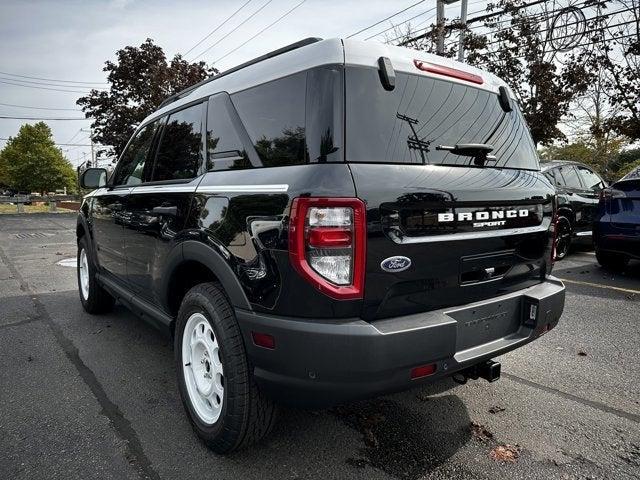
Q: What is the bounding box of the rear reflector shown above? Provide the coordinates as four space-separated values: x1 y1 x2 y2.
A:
411 363 437 379
252 332 275 350
413 60 484 85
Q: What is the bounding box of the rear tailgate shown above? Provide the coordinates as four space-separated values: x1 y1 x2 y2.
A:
350 164 554 320
343 51 555 320
608 177 640 234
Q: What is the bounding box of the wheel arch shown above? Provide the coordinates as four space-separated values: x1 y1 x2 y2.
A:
162 240 251 321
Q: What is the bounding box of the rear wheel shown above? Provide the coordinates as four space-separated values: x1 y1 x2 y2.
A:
596 249 629 271
175 282 277 453
555 217 572 260
77 236 115 314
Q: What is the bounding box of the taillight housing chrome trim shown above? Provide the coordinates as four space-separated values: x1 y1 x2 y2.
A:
289 197 366 300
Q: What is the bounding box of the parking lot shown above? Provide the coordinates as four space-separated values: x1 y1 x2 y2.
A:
0 213 638 480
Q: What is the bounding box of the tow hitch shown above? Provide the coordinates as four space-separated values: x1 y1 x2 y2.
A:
453 360 501 384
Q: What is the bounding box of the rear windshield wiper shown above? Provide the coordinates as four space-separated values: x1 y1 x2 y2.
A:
436 143 496 166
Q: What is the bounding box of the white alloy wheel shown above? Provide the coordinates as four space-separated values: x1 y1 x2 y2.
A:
182 312 224 425
79 248 90 300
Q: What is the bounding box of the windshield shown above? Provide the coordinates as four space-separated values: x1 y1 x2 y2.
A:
345 66 539 170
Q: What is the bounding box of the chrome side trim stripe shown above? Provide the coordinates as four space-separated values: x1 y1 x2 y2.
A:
575 231 592 237
98 184 290 195
197 184 289 193
388 219 551 244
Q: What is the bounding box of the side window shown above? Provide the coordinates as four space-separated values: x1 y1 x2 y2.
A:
152 102 204 182
558 165 582 189
232 72 307 167
576 166 603 190
112 122 159 186
206 94 251 171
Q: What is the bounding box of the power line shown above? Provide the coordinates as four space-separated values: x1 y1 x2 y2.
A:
347 0 427 38
0 115 89 120
364 6 438 41
183 0 254 57
0 75 106 90
0 70 107 85
400 0 549 45
0 137 97 146
213 0 308 64
0 79 90 94
192 0 275 61
0 102 81 111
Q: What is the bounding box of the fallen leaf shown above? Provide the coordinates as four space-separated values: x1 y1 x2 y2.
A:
577 351 587 357
470 421 493 441
488 406 506 414
490 444 521 463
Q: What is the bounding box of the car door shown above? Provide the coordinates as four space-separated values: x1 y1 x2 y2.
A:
575 164 605 230
90 122 158 282
125 101 206 305
556 165 590 232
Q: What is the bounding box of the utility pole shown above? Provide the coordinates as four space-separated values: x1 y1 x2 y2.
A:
436 0 446 55
81 127 95 167
458 0 468 62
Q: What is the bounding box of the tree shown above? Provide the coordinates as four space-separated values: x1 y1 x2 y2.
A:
393 1 591 146
77 38 215 159
0 122 77 194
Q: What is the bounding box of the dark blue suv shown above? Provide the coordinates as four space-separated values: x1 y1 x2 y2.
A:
594 166 640 270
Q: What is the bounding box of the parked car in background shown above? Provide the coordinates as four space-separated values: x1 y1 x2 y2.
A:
541 160 607 259
593 166 640 270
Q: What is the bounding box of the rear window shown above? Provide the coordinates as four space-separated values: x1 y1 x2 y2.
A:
345 67 539 170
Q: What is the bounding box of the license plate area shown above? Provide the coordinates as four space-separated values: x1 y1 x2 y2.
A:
450 296 522 352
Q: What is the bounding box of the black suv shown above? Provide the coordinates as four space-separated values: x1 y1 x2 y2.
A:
541 160 607 259
77 38 565 453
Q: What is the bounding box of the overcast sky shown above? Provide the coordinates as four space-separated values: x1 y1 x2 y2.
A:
0 0 477 166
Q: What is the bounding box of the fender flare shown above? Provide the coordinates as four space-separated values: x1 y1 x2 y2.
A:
161 240 251 312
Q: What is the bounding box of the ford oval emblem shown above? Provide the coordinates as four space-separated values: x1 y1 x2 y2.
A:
380 256 412 273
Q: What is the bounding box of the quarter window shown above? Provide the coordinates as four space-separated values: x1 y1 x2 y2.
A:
576 166 603 190
558 165 582 189
232 72 307 167
153 103 204 181
112 122 159 186
206 94 251 171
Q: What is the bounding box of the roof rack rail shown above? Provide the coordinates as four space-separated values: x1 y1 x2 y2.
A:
158 37 323 109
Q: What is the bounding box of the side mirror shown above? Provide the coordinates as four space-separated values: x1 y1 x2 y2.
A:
80 168 108 190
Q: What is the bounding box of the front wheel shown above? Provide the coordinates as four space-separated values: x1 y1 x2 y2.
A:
77 236 114 314
175 282 277 453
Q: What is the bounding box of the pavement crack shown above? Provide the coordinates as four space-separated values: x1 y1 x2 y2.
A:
503 372 640 424
0 245 161 480
0 316 43 330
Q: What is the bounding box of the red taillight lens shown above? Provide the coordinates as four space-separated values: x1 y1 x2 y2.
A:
414 60 484 84
289 197 366 300
411 363 437 379
550 195 558 267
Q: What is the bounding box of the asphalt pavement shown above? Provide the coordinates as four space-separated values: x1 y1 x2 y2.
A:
0 214 638 480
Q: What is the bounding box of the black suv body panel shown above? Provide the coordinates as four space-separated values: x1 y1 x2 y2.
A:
77 38 566 408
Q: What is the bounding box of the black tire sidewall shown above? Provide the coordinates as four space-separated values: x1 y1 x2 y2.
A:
174 286 249 447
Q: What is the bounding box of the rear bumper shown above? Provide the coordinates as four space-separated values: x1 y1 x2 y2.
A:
594 229 640 260
236 277 565 407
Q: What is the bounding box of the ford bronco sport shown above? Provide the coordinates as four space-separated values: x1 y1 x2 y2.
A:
77 38 565 453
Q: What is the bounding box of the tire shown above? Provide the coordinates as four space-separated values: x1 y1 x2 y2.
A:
77 236 115 314
555 217 572 260
596 249 629 271
175 282 277 453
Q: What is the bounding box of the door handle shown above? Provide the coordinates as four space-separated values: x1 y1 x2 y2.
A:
152 205 178 216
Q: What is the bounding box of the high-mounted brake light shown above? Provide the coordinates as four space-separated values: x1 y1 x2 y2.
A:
413 60 484 85
289 197 366 300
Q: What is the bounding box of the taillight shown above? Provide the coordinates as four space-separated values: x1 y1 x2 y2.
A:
289 197 366 300
549 195 558 268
